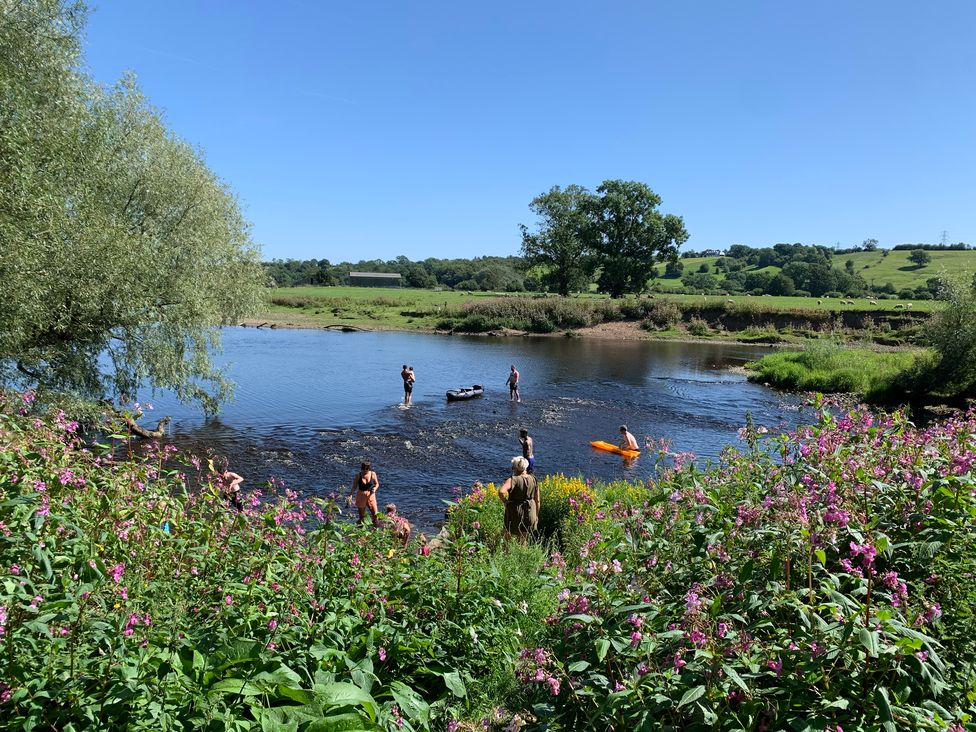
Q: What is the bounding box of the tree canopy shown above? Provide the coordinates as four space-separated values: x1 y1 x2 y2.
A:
518 180 687 298
0 0 264 413
519 184 596 296
590 180 688 298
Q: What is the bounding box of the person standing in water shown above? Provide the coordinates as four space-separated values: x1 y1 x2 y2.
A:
519 428 535 474
619 425 639 451
506 364 520 402
401 364 415 406
350 461 380 527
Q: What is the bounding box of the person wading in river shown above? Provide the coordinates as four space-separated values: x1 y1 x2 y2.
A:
506 364 520 402
350 461 380 527
401 364 415 406
519 428 535 474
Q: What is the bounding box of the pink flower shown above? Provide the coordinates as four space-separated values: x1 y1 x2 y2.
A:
378 647 387 661
224 595 233 605
267 620 278 631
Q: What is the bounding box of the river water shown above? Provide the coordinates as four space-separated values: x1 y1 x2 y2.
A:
147 328 806 529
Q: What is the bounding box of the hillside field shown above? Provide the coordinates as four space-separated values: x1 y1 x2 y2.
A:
652 249 976 292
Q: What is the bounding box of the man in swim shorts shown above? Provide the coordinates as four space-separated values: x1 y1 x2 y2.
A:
519 428 535 474
401 364 415 405
619 425 638 451
507 364 520 402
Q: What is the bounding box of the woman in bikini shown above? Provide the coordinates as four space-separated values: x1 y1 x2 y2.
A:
350 461 380 527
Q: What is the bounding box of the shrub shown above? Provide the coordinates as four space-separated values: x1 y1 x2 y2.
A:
0 400 551 730
536 474 596 548
517 407 976 731
687 317 710 336
645 300 682 328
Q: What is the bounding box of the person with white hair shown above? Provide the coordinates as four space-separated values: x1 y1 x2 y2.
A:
497 455 540 541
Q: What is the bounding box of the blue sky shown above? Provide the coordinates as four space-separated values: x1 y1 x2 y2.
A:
83 1 976 262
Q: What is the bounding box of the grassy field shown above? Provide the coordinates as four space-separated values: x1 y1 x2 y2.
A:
746 342 926 399
831 249 976 290
256 286 938 343
651 249 976 293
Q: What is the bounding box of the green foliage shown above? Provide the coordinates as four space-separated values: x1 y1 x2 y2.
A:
687 317 710 336
890 277 976 400
4 396 976 729
909 249 933 267
511 406 976 731
519 185 597 296
591 180 689 298
0 0 265 413
0 397 553 729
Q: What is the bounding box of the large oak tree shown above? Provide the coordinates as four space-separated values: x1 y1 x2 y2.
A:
0 0 265 413
590 180 688 298
519 184 596 296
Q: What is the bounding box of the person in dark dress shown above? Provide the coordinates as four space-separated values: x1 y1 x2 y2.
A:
497 456 539 541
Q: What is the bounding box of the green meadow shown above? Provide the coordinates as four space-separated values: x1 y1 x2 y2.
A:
651 249 976 293
259 286 939 335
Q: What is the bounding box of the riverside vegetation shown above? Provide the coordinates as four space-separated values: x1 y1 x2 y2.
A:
267 287 929 346
3 392 976 730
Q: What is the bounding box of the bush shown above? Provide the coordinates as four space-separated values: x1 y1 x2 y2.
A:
515 406 976 731
687 317 710 336
0 398 554 730
642 300 682 328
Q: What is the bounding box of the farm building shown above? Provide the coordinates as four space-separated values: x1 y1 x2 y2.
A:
348 271 402 288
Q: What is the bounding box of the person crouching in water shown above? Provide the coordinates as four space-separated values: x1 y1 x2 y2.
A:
350 461 380 527
497 456 539 542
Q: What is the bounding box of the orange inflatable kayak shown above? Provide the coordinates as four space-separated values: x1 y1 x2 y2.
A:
590 440 640 458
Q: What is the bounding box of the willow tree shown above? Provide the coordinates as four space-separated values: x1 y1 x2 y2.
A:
0 0 265 413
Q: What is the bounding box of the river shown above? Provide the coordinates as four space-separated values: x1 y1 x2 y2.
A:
147 328 806 529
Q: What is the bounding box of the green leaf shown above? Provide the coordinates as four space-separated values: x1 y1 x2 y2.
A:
814 548 826 565
722 664 748 693
315 682 378 721
568 661 590 673
875 687 896 732
306 712 380 731
390 681 429 723
859 628 879 657
595 638 611 662
211 679 263 696
677 685 706 707
276 685 314 704
442 671 466 698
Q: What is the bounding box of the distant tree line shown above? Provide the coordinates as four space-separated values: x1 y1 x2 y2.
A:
264 255 534 292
